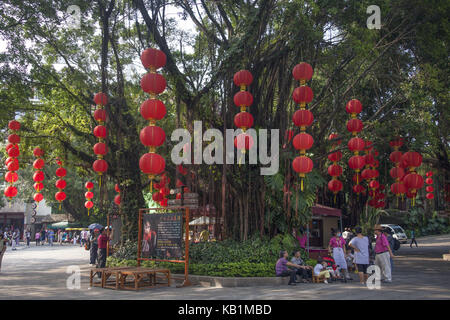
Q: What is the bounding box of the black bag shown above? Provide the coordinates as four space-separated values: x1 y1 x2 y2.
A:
394 238 401 251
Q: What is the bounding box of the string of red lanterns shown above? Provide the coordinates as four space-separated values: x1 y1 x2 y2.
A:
33 147 45 204
92 92 109 186
389 137 406 206
425 171 434 201
233 70 254 158
401 151 423 206
4 120 21 204
55 159 67 210
291 62 314 191
366 144 385 209
327 133 343 203
85 181 94 215
138 48 167 192
346 99 365 191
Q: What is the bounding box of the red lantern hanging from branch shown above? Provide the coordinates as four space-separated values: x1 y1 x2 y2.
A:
345 99 364 190
4 120 21 205
85 181 94 216
291 62 314 191
139 48 167 191
425 171 434 203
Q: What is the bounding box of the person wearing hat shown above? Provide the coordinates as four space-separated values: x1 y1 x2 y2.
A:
89 229 100 266
374 224 394 283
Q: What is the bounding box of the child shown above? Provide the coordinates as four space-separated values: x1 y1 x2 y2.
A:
322 255 341 280
313 260 331 284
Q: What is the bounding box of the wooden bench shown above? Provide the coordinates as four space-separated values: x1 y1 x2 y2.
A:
119 268 171 291
89 267 133 288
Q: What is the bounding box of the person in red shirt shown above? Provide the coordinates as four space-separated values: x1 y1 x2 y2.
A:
96 228 113 273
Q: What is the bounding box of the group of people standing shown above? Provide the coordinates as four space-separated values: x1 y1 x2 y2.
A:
277 224 398 285
87 228 113 276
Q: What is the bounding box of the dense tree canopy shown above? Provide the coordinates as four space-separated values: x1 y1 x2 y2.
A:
1 0 448 240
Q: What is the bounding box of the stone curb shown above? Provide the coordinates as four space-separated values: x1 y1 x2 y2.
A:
171 274 289 287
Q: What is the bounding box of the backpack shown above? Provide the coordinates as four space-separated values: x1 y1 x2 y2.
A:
393 238 401 251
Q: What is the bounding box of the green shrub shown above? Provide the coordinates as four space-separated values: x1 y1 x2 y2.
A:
305 259 317 267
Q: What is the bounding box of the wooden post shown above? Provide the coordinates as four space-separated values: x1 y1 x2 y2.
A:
179 207 191 287
137 210 142 267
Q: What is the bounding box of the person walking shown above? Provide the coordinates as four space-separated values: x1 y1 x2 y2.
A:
48 229 54 247
374 224 395 283
0 233 8 272
89 229 100 266
328 231 352 281
383 229 396 273
25 229 31 247
11 230 18 251
40 229 46 246
410 230 418 248
349 227 371 284
35 231 40 246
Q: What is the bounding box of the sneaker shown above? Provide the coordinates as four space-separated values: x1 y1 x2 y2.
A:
324 280 328 284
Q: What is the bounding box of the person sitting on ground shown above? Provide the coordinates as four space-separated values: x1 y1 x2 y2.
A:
313 260 331 284
275 250 301 286
290 250 313 283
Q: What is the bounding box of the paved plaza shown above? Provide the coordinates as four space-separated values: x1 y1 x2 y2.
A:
0 234 449 300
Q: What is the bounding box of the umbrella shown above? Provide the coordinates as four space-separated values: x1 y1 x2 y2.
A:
88 223 104 230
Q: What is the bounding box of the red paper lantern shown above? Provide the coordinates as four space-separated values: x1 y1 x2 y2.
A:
140 48 167 69
348 137 365 153
293 133 314 151
425 178 433 185
8 146 20 158
160 198 168 207
140 73 166 94
372 169 379 179
7 159 19 172
8 120 21 131
34 193 44 202
93 92 108 105
403 173 424 190
426 186 434 192
361 169 374 181
92 159 108 174
364 154 375 166
234 133 254 150
33 147 44 157
426 193 434 200
93 125 108 139
401 151 422 169
292 109 314 128
33 158 45 170
4 186 18 198
140 126 166 147
369 180 380 190
56 167 67 177
114 195 121 205
85 201 94 209
328 179 343 193
233 70 253 87
34 183 44 192
85 191 94 199
345 99 362 114
292 62 313 82
328 151 342 162
292 156 313 175
353 184 365 194
33 171 45 182
292 86 313 104
406 190 416 199
55 179 67 189
85 181 94 189
94 109 107 122
389 167 405 180
328 164 343 177
348 155 365 171
55 191 66 201
391 182 406 195
389 151 403 163
140 99 167 121
234 112 254 129
233 91 254 107
93 143 108 156
346 119 363 134
5 172 18 183
426 171 433 177
115 184 120 193
139 153 165 175
8 134 20 144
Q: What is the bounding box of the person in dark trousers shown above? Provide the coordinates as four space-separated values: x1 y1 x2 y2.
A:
275 250 302 285
410 230 418 247
89 229 100 266
96 228 113 278
290 250 313 282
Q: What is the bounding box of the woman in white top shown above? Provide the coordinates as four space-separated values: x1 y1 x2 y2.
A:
349 227 370 284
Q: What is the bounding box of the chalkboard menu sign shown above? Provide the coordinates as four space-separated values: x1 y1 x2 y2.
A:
141 212 183 259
